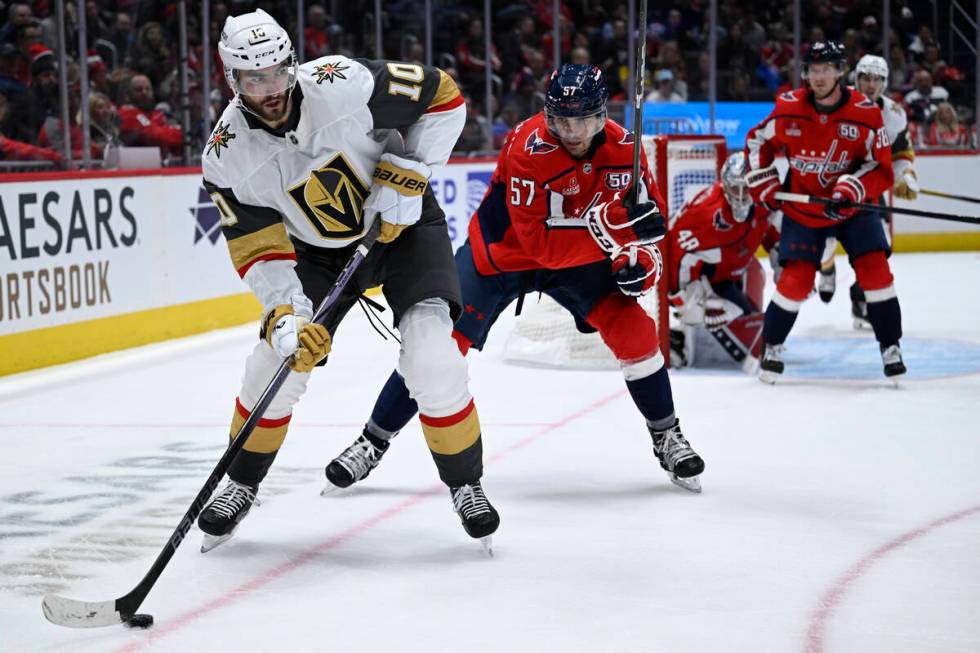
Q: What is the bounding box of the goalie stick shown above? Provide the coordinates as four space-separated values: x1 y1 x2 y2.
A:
774 191 980 226
41 218 383 629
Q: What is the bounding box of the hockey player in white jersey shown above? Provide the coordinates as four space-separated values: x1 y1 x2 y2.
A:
197 9 498 552
816 54 918 327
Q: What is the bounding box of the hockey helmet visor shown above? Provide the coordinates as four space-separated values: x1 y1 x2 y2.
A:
219 9 297 97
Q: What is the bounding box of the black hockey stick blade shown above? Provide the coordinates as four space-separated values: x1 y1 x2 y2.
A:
41 219 382 628
773 191 980 225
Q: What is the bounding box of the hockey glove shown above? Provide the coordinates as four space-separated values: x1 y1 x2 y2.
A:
264 304 332 373
364 153 432 243
612 244 662 297
703 296 745 331
668 277 709 326
585 191 665 254
894 169 919 200
825 174 863 220
746 164 781 210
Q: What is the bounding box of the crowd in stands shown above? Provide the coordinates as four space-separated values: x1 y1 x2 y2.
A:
0 0 976 171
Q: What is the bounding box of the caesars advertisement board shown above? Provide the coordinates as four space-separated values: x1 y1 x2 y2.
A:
0 162 494 342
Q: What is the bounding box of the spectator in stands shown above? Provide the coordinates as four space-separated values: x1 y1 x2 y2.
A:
492 103 520 149
859 16 880 55
646 69 683 103
723 69 752 102
456 18 501 92
887 42 911 94
107 12 135 65
304 5 331 61
117 73 182 155
0 43 26 99
12 22 42 85
904 69 949 123
736 10 766 53
507 68 544 121
128 22 172 88
654 40 687 100
717 22 759 79
456 93 490 153
39 84 104 161
0 91 62 164
0 3 33 46
3 48 59 145
87 91 120 153
921 102 972 148
499 15 539 79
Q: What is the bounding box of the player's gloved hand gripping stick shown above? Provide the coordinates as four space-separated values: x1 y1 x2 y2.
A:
41 219 383 630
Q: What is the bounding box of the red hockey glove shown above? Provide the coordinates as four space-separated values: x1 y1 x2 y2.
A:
612 244 662 297
746 164 781 210
825 174 864 220
585 191 665 254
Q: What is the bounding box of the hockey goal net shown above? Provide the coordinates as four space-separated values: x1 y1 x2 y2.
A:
503 134 727 369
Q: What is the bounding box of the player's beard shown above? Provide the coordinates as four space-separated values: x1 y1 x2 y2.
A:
243 91 291 126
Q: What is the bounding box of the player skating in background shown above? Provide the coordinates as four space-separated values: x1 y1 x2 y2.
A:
816 54 919 329
745 41 906 383
666 152 779 368
199 9 499 551
323 64 706 494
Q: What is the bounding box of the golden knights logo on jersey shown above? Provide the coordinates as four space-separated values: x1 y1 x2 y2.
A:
288 153 369 240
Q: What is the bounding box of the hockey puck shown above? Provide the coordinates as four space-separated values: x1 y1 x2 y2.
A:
126 614 154 629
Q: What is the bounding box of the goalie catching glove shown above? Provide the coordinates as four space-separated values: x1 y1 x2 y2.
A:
612 244 662 297
364 153 432 243
668 277 743 330
585 190 666 254
263 304 331 372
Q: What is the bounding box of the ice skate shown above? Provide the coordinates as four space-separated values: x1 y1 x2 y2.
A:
649 420 704 493
322 431 390 495
450 481 499 554
850 282 870 330
668 329 687 368
881 344 906 385
818 262 836 303
758 343 785 384
198 480 259 553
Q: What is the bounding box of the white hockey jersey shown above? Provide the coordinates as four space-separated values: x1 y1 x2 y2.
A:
202 55 465 288
878 94 915 179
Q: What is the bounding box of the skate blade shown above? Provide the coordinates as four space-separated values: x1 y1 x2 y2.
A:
759 369 780 385
670 474 702 493
200 531 235 553
480 535 494 557
320 481 344 497
853 318 870 330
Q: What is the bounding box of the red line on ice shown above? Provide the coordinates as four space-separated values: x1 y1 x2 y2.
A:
803 502 980 653
109 389 626 653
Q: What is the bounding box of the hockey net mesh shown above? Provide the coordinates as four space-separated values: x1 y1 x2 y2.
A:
503 135 726 369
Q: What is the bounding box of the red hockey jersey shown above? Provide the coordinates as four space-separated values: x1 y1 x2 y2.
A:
744 87 893 228
667 183 779 293
468 112 665 275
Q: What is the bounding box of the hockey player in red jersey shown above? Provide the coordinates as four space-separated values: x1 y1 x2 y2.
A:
323 64 705 493
745 41 906 383
667 152 779 367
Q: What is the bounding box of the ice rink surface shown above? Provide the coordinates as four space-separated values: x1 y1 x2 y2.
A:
1 252 978 653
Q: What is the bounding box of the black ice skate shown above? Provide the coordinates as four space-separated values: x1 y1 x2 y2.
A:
850 282 870 330
649 420 704 493
880 344 907 383
450 481 499 554
321 431 391 495
198 480 259 553
758 343 785 384
818 262 836 303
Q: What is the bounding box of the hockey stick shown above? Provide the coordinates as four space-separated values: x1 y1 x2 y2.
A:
630 0 648 204
920 188 980 205
773 191 980 226
41 219 382 629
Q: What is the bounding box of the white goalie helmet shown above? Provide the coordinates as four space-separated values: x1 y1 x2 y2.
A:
720 152 752 222
218 9 297 97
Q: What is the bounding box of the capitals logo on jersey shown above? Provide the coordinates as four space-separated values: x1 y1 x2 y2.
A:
287 153 369 240
789 139 852 187
712 210 732 231
524 128 558 155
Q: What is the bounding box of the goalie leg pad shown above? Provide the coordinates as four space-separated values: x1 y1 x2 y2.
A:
586 294 660 364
